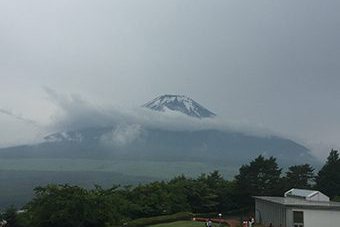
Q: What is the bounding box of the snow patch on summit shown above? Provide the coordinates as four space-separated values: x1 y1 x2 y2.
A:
142 95 216 119
44 131 83 143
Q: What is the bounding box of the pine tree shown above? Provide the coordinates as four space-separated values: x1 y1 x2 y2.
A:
283 164 315 191
316 149 340 199
234 155 282 208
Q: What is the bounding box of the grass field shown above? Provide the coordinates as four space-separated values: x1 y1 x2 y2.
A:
149 221 203 227
149 221 229 227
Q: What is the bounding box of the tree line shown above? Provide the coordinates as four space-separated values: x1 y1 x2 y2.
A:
2 149 340 227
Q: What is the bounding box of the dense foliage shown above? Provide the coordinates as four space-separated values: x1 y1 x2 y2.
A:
316 149 340 198
283 164 314 191
234 155 282 207
4 150 340 227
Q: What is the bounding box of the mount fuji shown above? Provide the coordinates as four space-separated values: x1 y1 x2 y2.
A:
0 94 320 208
0 94 317 166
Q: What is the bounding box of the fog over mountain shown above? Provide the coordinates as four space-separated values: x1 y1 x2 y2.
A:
1 0 340 161
0 89 322 209
43 89 283 138
0 89 319 168
1 0 340 212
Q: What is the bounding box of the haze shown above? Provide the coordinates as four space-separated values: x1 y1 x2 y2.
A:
1 0 340 161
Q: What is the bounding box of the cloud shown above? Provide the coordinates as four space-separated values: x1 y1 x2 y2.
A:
0 0 339 160
0 88 325 161
0 110 45 148
44 88 279 139
0 108 38 126
0 108 45 147
44 87 129 132
100 124 144 147
304 140 336 163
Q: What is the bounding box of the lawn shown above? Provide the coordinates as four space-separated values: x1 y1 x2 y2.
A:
149 221 203 227
149 221 229 227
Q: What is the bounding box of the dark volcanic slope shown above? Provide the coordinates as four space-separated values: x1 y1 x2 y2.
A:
0 126 317 166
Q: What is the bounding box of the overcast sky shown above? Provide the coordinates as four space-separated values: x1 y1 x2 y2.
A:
0 0 340 160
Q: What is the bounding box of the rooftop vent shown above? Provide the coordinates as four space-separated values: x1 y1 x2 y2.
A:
284 188 329 202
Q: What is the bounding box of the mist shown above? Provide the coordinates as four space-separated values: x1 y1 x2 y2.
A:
1 0 340 161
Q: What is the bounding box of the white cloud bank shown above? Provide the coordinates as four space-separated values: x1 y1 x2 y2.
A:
43 88 279 138
100 124 144 147
0 88 334 161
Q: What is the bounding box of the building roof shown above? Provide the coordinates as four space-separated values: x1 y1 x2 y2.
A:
254 196 340 210
284 188 329 201
285 189 318 197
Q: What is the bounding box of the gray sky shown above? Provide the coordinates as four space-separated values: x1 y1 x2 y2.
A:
0 0 340 160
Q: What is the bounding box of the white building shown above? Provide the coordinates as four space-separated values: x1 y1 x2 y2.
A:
254 188 340 227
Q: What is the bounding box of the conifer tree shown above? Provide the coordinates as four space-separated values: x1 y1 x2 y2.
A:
283 164 315 190
316 149 340 199
234 155 282 207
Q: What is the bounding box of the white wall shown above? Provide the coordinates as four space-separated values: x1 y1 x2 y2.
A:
288 209 340 227
255 199 286 227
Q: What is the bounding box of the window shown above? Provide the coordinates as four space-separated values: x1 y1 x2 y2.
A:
293 211 304 227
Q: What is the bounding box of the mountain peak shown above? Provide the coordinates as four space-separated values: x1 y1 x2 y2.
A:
142 94 216 118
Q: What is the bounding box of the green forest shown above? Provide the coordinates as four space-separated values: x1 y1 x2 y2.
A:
2 149 340 227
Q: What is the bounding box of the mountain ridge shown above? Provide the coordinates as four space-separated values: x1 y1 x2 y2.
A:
0 95 320 167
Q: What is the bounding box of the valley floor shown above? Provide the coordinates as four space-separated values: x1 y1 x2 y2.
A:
0 158 237 210
0 158 237 179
